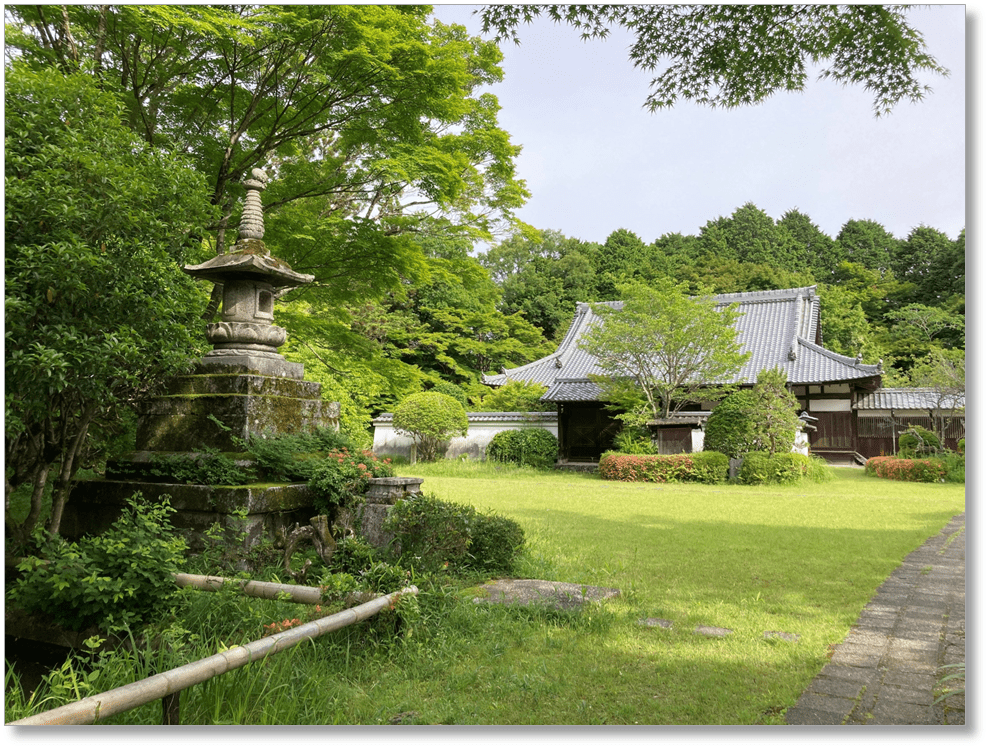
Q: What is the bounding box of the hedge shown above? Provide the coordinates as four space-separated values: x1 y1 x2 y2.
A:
865 455 948 483
598 451 728 484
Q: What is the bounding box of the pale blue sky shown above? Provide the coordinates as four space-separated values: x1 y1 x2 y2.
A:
431 3 968 245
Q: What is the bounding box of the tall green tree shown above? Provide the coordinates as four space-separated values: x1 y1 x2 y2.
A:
777 209 841 280
835 219 901 275
4 65 217 542
479 4 948 117
581 280 750 420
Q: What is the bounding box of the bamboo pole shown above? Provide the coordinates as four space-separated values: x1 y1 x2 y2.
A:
173 573 327 605
8 586 418 726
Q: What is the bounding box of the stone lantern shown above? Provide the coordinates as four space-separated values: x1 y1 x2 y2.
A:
183 169 313 379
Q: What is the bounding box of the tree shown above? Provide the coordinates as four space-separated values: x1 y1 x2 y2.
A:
580 280 751 421
6 5 529 311
703 390 758 459
777 209 841 280
478 5 948 117
475 380 549 413
836 219 901 274
4 65 217 542
746 368 803 456
392 392 469 463
909 349 965 448
895 225 965 306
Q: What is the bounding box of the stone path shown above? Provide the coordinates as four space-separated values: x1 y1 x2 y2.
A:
785 513 966 725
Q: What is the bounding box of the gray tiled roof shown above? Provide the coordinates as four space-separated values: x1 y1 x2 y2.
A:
483 286 882 402
855 388 965 411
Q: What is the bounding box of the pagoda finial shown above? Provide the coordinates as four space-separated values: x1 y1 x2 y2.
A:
238 168 268 241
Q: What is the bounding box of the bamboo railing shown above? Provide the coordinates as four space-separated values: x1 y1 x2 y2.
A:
8 585 418 726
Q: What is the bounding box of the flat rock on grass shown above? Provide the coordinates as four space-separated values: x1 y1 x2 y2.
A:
472 579 620 610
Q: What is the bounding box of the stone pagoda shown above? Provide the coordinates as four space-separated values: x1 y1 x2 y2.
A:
63 170 339 550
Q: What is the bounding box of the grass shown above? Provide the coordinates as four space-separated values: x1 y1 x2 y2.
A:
5 463 965 725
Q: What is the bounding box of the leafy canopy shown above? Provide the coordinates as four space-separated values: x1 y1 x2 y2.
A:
478 4 948 117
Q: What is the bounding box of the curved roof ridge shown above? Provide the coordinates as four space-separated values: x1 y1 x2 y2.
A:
797 337 882 373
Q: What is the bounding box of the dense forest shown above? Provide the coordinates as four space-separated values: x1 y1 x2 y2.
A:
5 5 965 452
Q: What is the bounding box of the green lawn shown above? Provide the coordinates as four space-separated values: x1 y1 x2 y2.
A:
363 464 965 724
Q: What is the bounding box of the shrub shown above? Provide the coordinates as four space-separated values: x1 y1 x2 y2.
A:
468 512 527 575
957 438 965 455
689 451 730 483
599 452 694 483
703 390 757 459
308 448 394 514
487 428 558 468
613 426 656 455
898 425 941 458
865 455 948 482
248 427 353 482
737 452 825 485
383 493 526 575
392 392 469 462
8 493 187 631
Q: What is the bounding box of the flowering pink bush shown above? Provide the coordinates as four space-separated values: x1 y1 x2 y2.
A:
599 453 692 483
309 448 393 513
865 455 947 482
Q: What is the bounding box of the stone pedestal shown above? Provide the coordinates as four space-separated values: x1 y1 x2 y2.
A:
357 477 424 551
62 480 318 555
135 367 339 453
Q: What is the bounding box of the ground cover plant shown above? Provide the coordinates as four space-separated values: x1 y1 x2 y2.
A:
5 463 964 724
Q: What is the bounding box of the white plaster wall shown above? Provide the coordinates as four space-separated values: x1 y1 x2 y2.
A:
372 413 558 462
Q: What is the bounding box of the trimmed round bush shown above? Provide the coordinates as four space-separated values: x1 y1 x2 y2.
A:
738 451 821 485
703 390 757 459
392 391 469 462
486 427 558 468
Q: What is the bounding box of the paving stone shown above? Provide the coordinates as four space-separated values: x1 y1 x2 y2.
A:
694 625 732 637
877 683 934 706
868 701 938 725
807 677 867 700
792 692 856 718
639 617 673 629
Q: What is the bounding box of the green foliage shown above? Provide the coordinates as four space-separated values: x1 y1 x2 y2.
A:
479 5 948 117
468 512 527 574
149 448 254 486
613 426 656 455
747 368 803 455
4 64 216 540
486 428 559 469
247 428 353 482
475 379 549 413
737 452 822 485
392 392 469 463
384 493 526 576
703 390 758 459
581 279 750 420
8 493 187 631
429 381 470 408
897 425 942 458
308 449 394 515
689 451 732 484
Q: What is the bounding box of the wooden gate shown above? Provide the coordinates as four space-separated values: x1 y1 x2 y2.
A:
561 404 621 461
